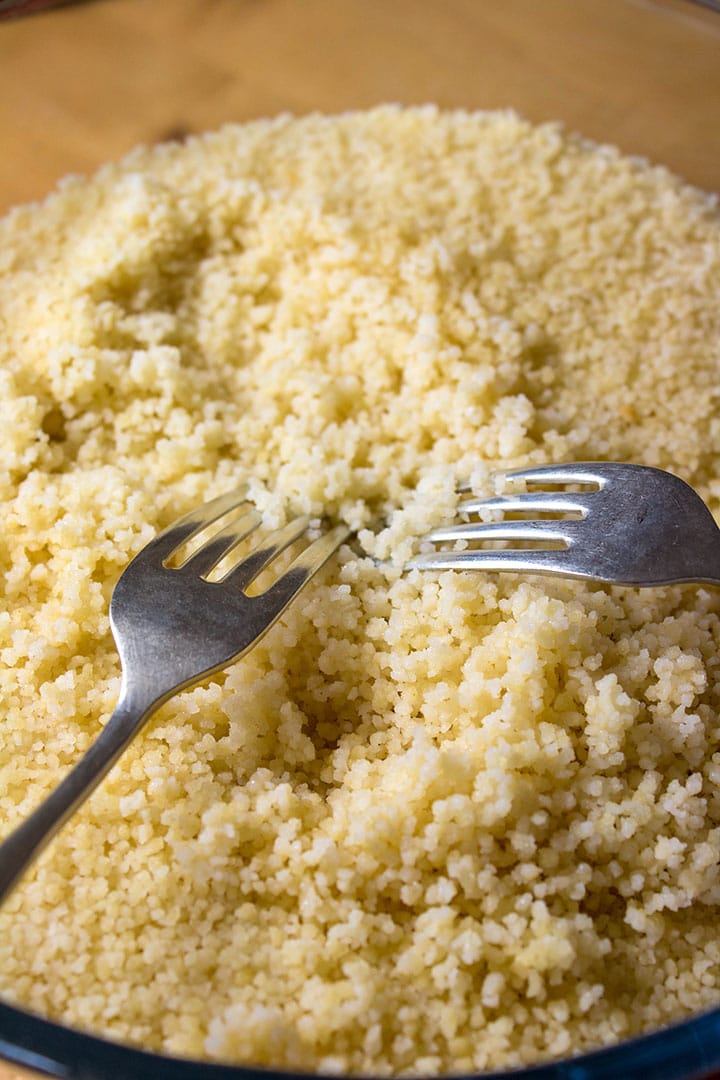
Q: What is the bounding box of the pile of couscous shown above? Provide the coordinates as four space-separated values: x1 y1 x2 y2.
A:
0 107 719 1076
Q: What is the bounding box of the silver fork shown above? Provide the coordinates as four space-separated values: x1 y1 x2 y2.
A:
409 462 720 586
0 489 349 904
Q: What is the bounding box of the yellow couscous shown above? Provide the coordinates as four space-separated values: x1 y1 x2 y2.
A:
0 106 719 1076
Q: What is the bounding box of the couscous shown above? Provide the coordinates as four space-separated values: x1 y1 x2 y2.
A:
0 107 719 1075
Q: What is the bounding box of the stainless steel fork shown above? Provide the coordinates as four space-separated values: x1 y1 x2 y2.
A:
409 462 720 586
0 489 349 904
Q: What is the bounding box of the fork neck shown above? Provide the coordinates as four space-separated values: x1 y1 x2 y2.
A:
111 676 165 739
110 678 161 738
0 680 163 907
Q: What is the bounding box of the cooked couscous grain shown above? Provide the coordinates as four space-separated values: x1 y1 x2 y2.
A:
0 106 719 1075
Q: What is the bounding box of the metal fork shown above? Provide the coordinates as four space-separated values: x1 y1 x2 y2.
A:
409 462 720 586
0 489 349 904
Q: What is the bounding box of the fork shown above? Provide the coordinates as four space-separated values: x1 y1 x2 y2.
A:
0 489 349 905
408 462 720 586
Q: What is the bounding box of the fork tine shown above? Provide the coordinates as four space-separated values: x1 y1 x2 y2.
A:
283 523 352 578
180 508 262 575
407 547 587 576
142 488 249 563
423 520 574 544
457 492 591 515
261 524 351 607
222 515 312 589
502 463 605 487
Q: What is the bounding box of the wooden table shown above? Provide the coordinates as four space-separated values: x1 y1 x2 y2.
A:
0 1 719 1077
0 0 719 216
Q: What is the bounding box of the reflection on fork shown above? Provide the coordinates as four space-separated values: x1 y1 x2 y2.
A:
409 462 720 587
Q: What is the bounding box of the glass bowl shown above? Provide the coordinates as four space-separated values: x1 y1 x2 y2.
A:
0 2 718 1079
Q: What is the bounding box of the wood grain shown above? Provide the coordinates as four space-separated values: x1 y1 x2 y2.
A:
0 1 719 1077
0 0 719 216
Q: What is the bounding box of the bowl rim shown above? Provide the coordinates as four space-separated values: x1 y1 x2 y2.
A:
1 998 720 1080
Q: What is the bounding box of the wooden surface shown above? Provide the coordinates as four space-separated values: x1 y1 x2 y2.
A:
0 0 719 216
1 1 720 1077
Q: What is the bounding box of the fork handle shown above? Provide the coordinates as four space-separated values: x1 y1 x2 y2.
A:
0 687 157 906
